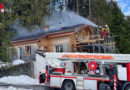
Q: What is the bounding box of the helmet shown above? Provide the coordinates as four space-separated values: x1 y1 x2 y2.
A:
105 25 108 27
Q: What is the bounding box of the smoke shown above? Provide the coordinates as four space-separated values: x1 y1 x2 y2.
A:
12 10 97 39
11 20 43 39
44 10 97 29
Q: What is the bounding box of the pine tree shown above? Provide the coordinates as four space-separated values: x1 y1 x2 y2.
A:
67 0 89 18
124 16 130 53
109 1 128 53
67 0 130 54
0 0 50 62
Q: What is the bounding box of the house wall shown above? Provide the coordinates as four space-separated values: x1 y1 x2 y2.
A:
37 37 48 51
74 26 95 43
48 36 70 52
69 26 95 52
70 34 76 52
14 43 37 60
37 35 71 52
36 26 95 52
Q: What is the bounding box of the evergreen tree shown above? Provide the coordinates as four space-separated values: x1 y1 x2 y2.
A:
109 1 128 53
125 16 130 38
67 0 130 54
67 0 89 18
124 16 130 53
0 0 49 62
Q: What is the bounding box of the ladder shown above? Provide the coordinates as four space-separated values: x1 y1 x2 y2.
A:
76 76 84 90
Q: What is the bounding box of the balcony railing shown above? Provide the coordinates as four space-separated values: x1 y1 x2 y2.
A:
76 34 115 44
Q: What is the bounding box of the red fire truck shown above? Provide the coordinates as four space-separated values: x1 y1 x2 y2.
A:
38 52 130 90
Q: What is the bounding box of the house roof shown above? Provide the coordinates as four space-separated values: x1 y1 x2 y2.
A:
11 24 89 43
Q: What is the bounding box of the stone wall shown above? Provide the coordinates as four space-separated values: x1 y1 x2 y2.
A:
0 62 35 78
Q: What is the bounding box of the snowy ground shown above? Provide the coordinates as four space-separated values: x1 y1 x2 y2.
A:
0 62 10 68
0 59 25 69
0 86 33 90
0 84 58 90
0 75 58 90
12 59 25 66
0 75 38 85
0 85 55 90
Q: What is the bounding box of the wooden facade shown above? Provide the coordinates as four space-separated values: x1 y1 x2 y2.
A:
11 24 115 60
36 25 96 52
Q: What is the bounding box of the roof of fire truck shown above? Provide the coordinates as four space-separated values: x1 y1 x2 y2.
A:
43 52 130 63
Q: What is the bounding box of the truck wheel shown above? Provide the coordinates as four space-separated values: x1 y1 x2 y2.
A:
125 85 130 90
62 80 75 90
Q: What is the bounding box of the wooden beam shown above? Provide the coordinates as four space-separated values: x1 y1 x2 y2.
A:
12 39 38 46
48 32 74 38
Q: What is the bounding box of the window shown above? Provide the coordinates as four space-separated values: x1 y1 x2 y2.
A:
55 45 63 52
25 46 31 55
39 45 47 51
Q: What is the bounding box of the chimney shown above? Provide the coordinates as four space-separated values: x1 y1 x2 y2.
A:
59 23 62 28
45 26 49 31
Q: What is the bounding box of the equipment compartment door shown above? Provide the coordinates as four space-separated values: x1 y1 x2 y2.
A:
84 79 97 90
50 77 61 88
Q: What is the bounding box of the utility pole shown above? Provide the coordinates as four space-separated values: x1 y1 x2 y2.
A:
76 0 79 14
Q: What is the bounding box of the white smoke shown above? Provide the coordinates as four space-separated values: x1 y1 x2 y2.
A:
12 10 97 39
44 10 98 29
11 20 43 39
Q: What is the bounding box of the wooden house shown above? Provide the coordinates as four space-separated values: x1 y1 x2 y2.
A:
11 24 115 60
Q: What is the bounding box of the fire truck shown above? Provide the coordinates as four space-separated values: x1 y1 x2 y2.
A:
38 52 130 90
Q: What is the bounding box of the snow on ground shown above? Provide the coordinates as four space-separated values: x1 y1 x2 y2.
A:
0 75 38 85
0 86 33 90
12 60 25 65
0 63 10 68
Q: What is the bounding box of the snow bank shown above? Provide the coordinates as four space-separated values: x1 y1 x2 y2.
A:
12 60 25 65
0 62 10 68
0 75 38 85
0 86 32 90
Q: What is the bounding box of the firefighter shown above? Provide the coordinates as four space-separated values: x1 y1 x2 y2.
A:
101 26 105 39
99 26 102 31
105 25 110 32
104 25 110 43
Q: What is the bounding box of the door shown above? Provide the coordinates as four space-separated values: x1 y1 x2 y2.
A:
18 47 22 59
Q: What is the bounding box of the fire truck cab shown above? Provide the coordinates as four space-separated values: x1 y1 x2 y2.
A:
38 52 130 90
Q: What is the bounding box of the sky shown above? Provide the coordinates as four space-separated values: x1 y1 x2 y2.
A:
116 0 130 16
